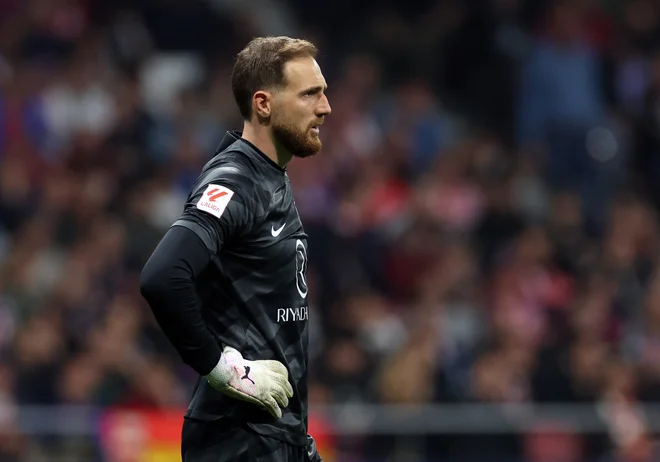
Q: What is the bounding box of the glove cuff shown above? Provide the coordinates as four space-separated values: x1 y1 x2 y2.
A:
204 354 233 389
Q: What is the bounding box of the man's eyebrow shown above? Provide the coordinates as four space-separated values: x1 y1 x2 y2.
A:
301 85 328 94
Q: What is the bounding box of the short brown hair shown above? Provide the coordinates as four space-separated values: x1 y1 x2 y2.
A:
230 36 318 120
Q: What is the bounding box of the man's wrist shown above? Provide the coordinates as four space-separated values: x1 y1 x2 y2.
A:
192 341 224 377
204 354 231 388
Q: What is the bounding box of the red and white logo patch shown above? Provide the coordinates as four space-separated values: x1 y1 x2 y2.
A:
196 184 235 218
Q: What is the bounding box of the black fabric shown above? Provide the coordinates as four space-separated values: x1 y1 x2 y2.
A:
139 225 221 376
182 418 321 462
143 130 312 446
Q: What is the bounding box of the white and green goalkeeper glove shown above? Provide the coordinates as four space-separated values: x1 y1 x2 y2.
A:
204 346 294 418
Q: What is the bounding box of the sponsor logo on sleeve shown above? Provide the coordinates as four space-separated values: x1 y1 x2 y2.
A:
196 184 235 218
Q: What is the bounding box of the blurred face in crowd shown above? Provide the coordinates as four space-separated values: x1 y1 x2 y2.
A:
266 57 331 158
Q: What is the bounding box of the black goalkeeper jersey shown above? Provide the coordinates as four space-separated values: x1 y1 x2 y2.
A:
172 131 310 446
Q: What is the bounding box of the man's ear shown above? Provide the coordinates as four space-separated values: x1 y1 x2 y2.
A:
253 91 272 118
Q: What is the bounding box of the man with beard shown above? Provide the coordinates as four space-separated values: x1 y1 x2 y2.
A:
140 36 330 461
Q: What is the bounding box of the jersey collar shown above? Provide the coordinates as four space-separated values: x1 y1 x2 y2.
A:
216 130 286 174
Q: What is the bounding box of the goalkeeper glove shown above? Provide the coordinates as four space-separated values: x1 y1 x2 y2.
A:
204 346 294 419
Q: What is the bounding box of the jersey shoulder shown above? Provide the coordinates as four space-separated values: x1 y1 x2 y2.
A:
191 150 274 207
195 151 255 192
175 150 270 250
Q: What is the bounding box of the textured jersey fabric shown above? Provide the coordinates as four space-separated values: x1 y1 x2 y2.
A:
174 131 310 446
181 418 315 462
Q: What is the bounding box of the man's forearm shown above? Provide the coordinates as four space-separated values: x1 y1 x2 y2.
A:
139 226 222 376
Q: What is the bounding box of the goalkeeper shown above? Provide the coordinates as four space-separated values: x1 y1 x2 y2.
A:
140 35 330 462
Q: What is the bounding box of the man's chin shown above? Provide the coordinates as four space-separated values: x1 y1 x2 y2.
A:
292 140 322 158
272 125 322 158
292 149 319 159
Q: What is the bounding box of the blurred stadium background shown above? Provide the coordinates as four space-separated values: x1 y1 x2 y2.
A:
3 0 660 460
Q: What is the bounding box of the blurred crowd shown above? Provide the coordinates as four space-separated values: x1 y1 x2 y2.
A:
2 0 660 461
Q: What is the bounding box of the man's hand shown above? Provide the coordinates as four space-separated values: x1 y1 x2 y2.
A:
204 346 294 418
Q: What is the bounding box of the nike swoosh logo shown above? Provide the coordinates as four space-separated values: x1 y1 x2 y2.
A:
271 223 286 237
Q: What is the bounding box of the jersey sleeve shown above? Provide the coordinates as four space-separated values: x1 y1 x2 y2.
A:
172 170 262 255
139 225 221 376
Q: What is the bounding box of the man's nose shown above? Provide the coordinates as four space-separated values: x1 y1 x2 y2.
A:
317 94 331 116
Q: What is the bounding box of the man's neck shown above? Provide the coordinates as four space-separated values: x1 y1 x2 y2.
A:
241 122 292 168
